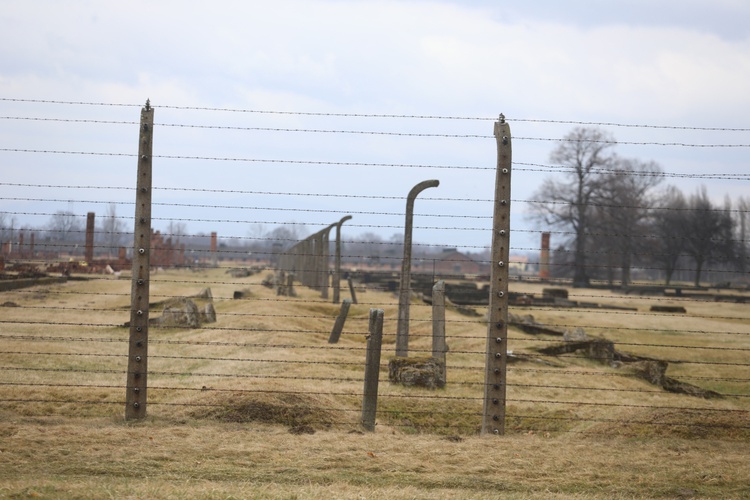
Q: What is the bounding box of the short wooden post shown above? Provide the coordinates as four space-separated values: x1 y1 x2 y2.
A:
329 299 352 344
125 100 153 421
432 280 447 387
362 308 384 432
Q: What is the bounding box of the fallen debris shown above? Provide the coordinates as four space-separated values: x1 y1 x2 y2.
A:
388 356 446 389
513 315 721 399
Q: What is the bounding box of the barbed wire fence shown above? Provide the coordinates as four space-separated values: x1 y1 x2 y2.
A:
0 98 748 437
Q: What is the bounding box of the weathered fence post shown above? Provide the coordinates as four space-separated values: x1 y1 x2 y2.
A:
286 272 296 297
362 308 385 432
319 224 336 299
85 212 95 264
328 298 352 344
482 114 512 435
312 231 325 291
125 100 153 420
276 270 286 296
396 179 439 357
432 280 447 387
348 276 358 304
301 238 314 288
333 215 352 304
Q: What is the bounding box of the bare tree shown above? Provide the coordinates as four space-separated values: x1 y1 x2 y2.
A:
267 224 308 252
590 157 663 286
736 196 749 274
166 220 188 240
0 213 17 252
343 232 383 265
683 187 734 286
650 186 688 285
529 127 615 286
47 210 83 254
99 203 126 257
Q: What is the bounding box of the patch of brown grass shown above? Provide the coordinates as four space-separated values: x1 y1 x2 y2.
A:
1 269 749 497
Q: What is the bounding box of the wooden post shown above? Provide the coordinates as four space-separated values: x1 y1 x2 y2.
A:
125 100 153 420
362 308 384 432
333 215 352 303
328 298 352 344
482 114 512 435
432 280 447 387
395 179 439 357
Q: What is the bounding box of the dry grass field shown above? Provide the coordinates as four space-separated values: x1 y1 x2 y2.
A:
0 267 748 499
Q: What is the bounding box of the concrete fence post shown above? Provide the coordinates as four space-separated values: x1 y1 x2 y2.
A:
482 114 512 435
301 238 314 288
328 298 352 344
362 308 385 432
333 215 352 304
125 100 154 421
348 276 358 304
287 272 296 297
85 212 95 264
312 232 325 291
319 224 336 299
432 280 447 387
396 179 439 357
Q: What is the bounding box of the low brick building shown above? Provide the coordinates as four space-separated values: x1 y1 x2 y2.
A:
433 249 486 276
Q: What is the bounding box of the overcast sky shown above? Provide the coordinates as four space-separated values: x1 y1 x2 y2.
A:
1 0 749 254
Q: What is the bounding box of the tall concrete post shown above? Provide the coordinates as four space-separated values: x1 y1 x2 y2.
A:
432 280 447 387
395 179 439 357
319 223 337 299
333 215 353 303
125 100 154 421
304 237 317 288
482 114 512 436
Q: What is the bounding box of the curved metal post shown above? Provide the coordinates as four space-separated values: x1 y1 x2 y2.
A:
395 179 439 357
